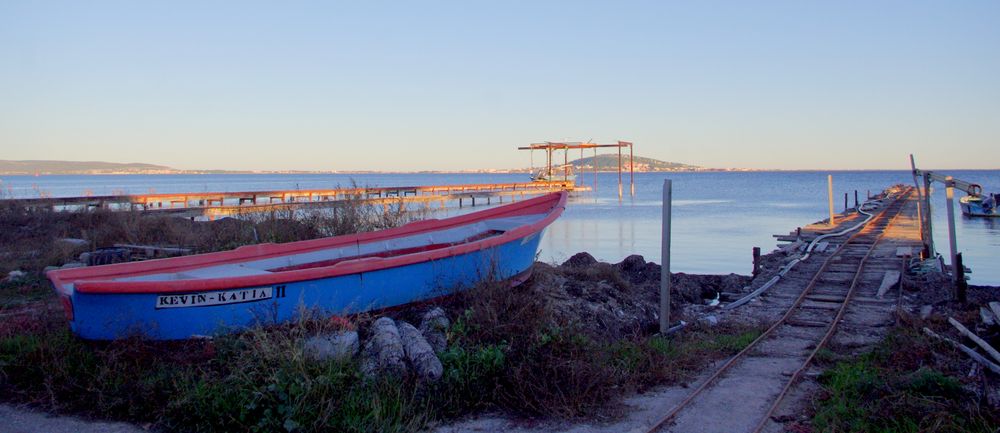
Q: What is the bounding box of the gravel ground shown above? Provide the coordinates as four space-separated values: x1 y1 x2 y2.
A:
0 404 146 433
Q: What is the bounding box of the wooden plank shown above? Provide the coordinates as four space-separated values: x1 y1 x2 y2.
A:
949 317 1000 364
805 294 845 303
875 270 901 299
786 319 829 328
924 327 1000 375
895 247 913 257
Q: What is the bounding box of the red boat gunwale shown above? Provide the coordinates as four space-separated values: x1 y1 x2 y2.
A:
49 192 567 295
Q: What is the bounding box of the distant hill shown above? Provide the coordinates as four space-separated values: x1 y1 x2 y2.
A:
569 154 700 172
0 160 179 175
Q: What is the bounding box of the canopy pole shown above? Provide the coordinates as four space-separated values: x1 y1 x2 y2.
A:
629 142 635 196
618 145 623 199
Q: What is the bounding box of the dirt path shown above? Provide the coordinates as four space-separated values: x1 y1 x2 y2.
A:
0 404 146 433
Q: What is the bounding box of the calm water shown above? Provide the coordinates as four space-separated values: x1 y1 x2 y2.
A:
2 171 998 284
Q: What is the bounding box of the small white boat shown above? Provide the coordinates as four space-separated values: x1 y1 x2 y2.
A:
960 192 999 217
531 164 575 182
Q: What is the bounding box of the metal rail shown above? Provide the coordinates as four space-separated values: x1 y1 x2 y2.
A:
645 187 913 433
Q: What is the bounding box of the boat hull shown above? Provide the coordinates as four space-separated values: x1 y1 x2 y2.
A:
68 229 544 340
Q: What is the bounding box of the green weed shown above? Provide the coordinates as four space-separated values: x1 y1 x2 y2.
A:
812 328 998 433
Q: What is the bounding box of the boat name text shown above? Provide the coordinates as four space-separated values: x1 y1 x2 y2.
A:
155 286 285 309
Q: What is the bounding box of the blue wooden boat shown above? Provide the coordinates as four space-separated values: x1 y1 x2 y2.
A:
960 192 1000 217
47 192 567 340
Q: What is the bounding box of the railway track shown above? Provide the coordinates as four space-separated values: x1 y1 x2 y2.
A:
646 187 914 433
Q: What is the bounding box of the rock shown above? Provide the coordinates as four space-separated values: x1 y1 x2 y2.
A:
60 262 86 269
419 307 449 353
615 255 649 283
920 305 933 320
700 314 720 327
58 238 89 247
86 248 130 266
78 252 92 264
361 317 407 378
5 270 27 282
303 330 359 362
562 252 598 268
980 307 996 327
398 321 443 381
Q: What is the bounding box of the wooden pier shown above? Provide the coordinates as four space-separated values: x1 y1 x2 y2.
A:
6 181 583 218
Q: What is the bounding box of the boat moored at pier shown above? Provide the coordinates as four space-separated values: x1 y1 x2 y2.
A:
960 192 999 217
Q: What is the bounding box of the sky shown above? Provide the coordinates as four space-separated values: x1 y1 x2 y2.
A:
1 1 998 171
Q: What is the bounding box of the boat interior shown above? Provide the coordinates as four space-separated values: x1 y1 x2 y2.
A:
111 214 546 282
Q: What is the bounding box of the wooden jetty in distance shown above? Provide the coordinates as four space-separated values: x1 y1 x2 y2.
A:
5 181 583 219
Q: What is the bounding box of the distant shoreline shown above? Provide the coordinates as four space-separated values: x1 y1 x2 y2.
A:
2 168 998 176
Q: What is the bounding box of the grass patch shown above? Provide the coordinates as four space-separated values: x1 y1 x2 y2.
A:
0 273 766 432
1 198 764 431
0 275 51 308
812 327 999 433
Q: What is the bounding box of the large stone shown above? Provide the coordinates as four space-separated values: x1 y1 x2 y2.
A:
58 238 89 248
398 321 443 381
5 270 27 282
419 307 449 353
562 252 598 268
303 330 359 362
360 317 407 378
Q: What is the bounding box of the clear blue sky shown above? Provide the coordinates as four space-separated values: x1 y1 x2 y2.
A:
2 1 998 171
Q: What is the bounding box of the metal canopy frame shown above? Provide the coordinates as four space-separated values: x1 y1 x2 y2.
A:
910 154 980 297
518 141 635 198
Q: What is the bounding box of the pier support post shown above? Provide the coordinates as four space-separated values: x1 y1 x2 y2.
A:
944 176 959 284
828 175 835 226
955 252 967 303
660 179 672 334
752 247 761 278
844 192 848 212
923 173 935 257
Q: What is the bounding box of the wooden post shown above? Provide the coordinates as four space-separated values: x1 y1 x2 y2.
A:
924 173 935 257
828 175 835 226
945 176 959 283
752 247 761 278
854 190 859 208
956 252 967 303
844 192 848 212
660 179 672 334
909 155 928 257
